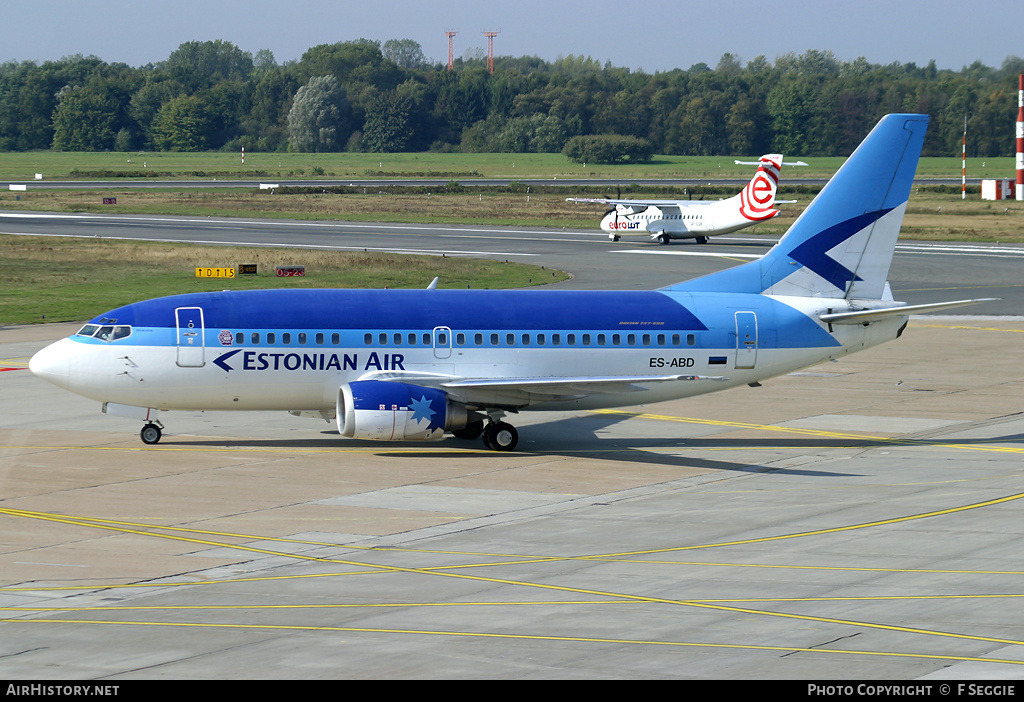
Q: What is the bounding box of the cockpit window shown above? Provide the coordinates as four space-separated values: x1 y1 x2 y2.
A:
76 324 132 342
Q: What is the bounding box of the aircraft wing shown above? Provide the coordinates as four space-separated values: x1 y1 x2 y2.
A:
359 370 727 406
444 374 728 394
566 197 690 206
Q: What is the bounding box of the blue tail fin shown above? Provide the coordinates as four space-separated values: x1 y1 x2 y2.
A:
668 114 929 300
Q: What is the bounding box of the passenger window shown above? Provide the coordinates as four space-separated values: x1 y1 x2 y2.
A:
474 333 483 345
627 334 635 346
491 333 499 345
612 334 621 346
251 332 260 344
657 334 666 345
537 333 546 345
267 332 276 344
456 333 466 345
582 334 591 346
687 334 696 346
567 334 576 345
332 333 340 345
408 333 417 345
522 333 530 345
235 332 244 345
506 333 514 345
597 334 606 346
672 334 681 346
552 334 560 345
316 333 325 345
282 333 291 344
378 333 387 345
394 333 402 345
364 333 372 345
298 333 307 344
642 334 651 345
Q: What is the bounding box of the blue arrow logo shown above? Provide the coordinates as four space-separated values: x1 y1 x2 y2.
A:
787 209 893 292
214 349 240 372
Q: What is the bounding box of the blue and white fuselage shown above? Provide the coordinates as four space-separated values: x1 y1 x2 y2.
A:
34 288 865 412
30 115 991 450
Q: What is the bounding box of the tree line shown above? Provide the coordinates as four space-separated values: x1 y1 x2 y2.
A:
2 39 1022 159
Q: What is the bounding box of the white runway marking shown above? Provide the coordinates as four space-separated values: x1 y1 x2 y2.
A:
0 231 538 258
613 249 763 258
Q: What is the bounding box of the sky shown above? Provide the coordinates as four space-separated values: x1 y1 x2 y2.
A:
2 0 1022 73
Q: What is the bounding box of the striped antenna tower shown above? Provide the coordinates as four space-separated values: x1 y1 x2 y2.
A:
445 31 457 70
1017 73 1023 200
483 31 499 73
961 116 966 200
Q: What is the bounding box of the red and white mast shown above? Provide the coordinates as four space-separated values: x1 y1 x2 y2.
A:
962 116 967 200
1016 73 1023 200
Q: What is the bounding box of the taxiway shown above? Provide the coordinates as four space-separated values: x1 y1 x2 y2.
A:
1 214 1023 679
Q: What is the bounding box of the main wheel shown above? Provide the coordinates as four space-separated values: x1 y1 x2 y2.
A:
140 423 162 445
659 233 670 245
696 235 709 244
483 421 518 451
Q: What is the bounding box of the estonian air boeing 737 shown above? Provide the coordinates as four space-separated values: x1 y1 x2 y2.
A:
567 153 804 243
30 114 991 451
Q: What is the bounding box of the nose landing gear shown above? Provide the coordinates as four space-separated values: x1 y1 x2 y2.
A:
140 421 163 445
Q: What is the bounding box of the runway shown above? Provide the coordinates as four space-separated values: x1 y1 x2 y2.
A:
2 212 1024 679
1 210 1020 312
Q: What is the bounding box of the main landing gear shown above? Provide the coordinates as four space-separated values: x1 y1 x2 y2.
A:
451 417 519 451
483 421 518 451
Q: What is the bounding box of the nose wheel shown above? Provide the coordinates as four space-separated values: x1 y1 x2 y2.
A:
483 421 518 451
140 422 163 445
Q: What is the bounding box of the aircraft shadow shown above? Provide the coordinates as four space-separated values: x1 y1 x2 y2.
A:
152 411 962 478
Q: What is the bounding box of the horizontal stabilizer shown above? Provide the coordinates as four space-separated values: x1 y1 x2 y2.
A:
735 159 808 167
818 298 998 324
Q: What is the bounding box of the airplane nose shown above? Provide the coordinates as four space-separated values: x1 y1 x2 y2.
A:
29 339 72 389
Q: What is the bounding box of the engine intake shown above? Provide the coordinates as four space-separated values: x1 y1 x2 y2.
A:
337 380 473 441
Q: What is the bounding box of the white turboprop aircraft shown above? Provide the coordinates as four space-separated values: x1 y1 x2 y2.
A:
569 153 805 243
31 114 992 451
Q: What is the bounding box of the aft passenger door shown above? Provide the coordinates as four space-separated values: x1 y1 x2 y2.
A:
175 306 206 368
734 311 758 369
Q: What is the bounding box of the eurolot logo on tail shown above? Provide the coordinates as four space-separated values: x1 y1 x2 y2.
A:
738 154 782 221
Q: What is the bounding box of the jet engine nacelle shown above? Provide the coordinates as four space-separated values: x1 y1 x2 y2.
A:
336 380 471 441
